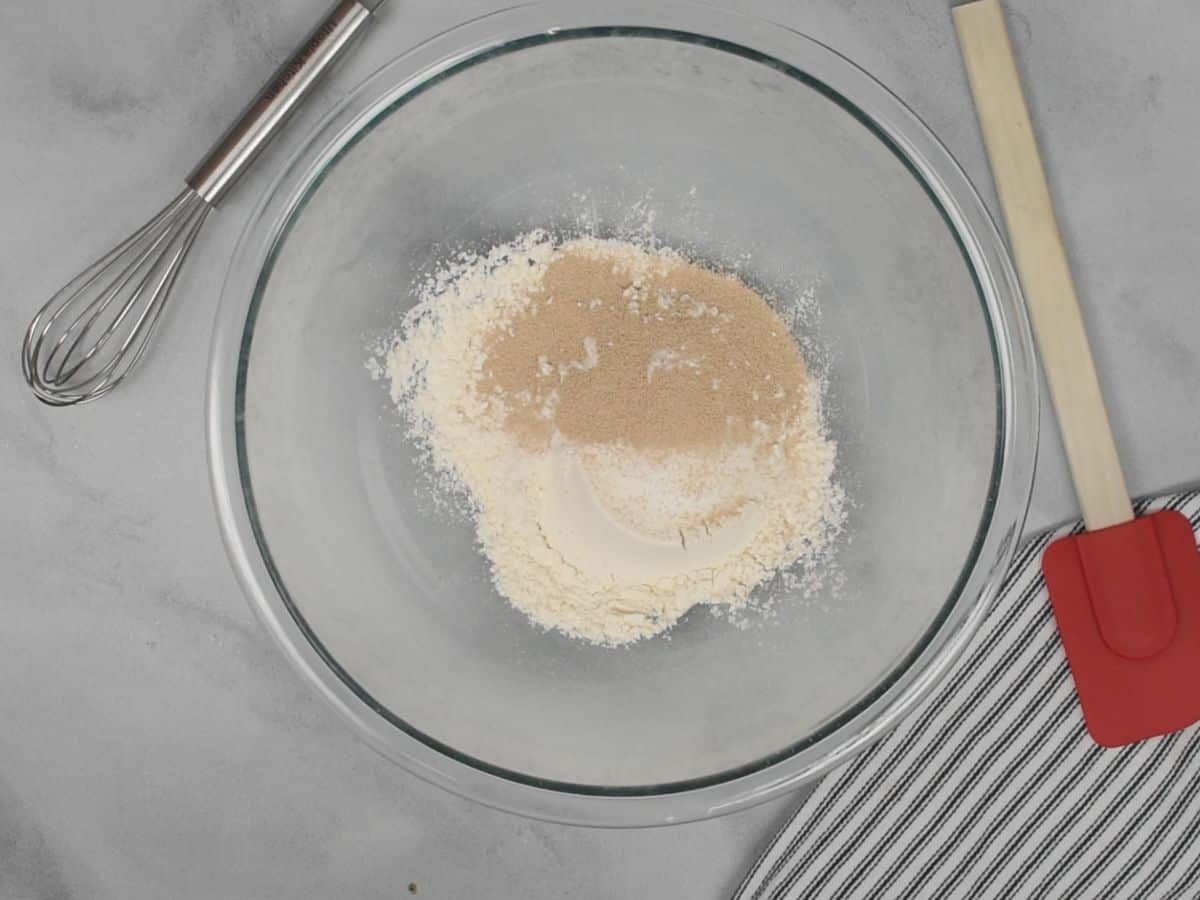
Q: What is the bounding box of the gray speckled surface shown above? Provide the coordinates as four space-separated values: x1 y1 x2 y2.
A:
1 2 1197 897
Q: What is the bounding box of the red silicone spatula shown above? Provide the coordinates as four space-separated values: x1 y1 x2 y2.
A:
954 0 1200 747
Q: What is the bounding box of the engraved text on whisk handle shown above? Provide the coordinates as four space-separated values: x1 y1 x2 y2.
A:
186 0 376 206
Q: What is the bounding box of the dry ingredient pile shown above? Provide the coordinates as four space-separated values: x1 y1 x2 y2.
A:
384 231 843 645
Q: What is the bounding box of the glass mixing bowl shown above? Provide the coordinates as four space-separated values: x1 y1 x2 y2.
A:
207 1 1037 825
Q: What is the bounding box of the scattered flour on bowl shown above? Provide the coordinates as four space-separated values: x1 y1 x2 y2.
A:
381 231 843 645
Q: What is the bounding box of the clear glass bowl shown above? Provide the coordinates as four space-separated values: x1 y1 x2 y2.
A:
207 1 1037 825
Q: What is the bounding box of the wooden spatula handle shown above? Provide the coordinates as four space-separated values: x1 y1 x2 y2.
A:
953 0 1133 531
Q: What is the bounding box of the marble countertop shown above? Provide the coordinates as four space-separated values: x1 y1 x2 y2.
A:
2 1 1197 897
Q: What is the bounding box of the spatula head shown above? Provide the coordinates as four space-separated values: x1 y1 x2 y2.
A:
1043 509 1200 747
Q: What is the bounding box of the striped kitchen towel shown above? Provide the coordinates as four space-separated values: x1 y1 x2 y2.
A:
736 490 1200 900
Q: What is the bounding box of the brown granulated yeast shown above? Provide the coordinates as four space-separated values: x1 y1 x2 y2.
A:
477 242 809 452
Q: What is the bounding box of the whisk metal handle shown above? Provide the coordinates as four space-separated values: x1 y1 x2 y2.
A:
187 0 378 205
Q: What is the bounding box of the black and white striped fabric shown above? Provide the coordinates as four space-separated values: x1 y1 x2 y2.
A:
736 490 1200 900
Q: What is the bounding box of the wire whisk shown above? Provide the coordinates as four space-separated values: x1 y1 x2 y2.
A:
20 0 386 406
23 191 212 405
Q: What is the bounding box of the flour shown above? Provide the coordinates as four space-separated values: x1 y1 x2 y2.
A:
382 232 843 646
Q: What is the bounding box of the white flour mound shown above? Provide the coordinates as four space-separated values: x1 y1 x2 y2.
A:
383 231 844 646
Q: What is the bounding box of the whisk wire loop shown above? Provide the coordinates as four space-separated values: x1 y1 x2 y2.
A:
22 189 212 406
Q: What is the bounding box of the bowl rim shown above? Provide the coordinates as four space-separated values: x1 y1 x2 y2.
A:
206 0 1039 827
